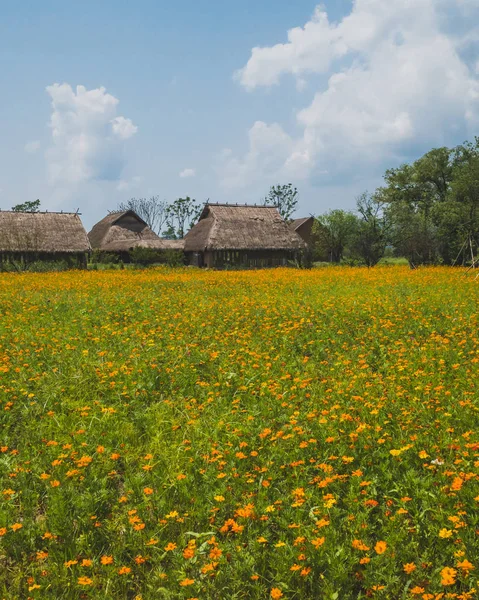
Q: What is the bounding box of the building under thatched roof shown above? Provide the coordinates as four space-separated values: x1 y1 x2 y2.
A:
184 203 306 268
89 211 184 258
289 216 315 247
0 211 91 267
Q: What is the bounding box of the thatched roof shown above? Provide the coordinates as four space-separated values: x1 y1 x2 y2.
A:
184 204 307 252
290 217 314 232
88 210 183 251
0 211 91 253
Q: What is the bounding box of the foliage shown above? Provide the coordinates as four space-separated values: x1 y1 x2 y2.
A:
11 199 41 212
1 267 478 598
264 184 298 221
90 250 121 264
313 209 359 263
117 196 168 235
352 193 389 267
165 197 202 239
129 247 184 266
0 259 72 273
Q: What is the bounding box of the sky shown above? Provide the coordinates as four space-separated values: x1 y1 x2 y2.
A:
1 0 478 230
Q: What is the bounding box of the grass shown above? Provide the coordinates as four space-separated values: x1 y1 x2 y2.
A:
0 266 478 599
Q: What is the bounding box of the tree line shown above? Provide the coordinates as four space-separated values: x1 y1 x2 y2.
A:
312 137 479 267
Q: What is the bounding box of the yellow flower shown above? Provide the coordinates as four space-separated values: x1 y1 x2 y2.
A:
439 528 453 538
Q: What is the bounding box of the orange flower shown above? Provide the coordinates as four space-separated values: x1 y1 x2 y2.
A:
440 567 457 586
64 560 78 568
410 586 425 595
0 528 7 536
451 477 464 491
180 578 195 586
456 559 474 572
164 543 177 552
270 588 283 599
311 537 325 549
118 566 131 575
81 559 92 567
10 523 23 532
403 563 416 574
78 576 93 586
100 555 113 565
209 547 222 559
374 541 387 555
352 539 370 551
143 487 154 495
50 480 60 487
146 538 158 546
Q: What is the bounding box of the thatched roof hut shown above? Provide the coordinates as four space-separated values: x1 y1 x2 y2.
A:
88 210 184 253
289 216 315 247
0 211 91 267
184 203 306 268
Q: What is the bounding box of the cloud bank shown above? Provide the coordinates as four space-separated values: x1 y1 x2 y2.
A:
46 83 137 186
223 0 479 190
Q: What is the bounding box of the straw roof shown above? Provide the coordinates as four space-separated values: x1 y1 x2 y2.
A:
289 217 314 232
0 211 91 253
88 210 183 251
184 204 307 252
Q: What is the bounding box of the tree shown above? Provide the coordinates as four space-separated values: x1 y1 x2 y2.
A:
353 192 389 267
313 210 359 263
377 149 455 266
12 199 41 212
164 197 202 239
117 196 168 235
264 184 298 221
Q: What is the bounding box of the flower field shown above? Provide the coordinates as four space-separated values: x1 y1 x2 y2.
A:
1 266 478 599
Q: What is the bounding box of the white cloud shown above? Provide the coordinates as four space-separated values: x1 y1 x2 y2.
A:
179 168 196 178
25 140 41 154
225 0 479 189
116 175 143 192
45 83 138 186
111 116 137 140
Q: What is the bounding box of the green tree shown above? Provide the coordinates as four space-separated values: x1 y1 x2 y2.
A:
313 210 359 263
353 192 389 267
165 197 202 239
378 148 455 265
12 199 41 212
264 184 298 221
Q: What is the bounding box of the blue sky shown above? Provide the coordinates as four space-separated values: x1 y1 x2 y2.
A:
1 0 478 230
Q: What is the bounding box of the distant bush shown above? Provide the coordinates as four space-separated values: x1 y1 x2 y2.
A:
90 250 120 264
130 247 184 267
0 260 71 273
